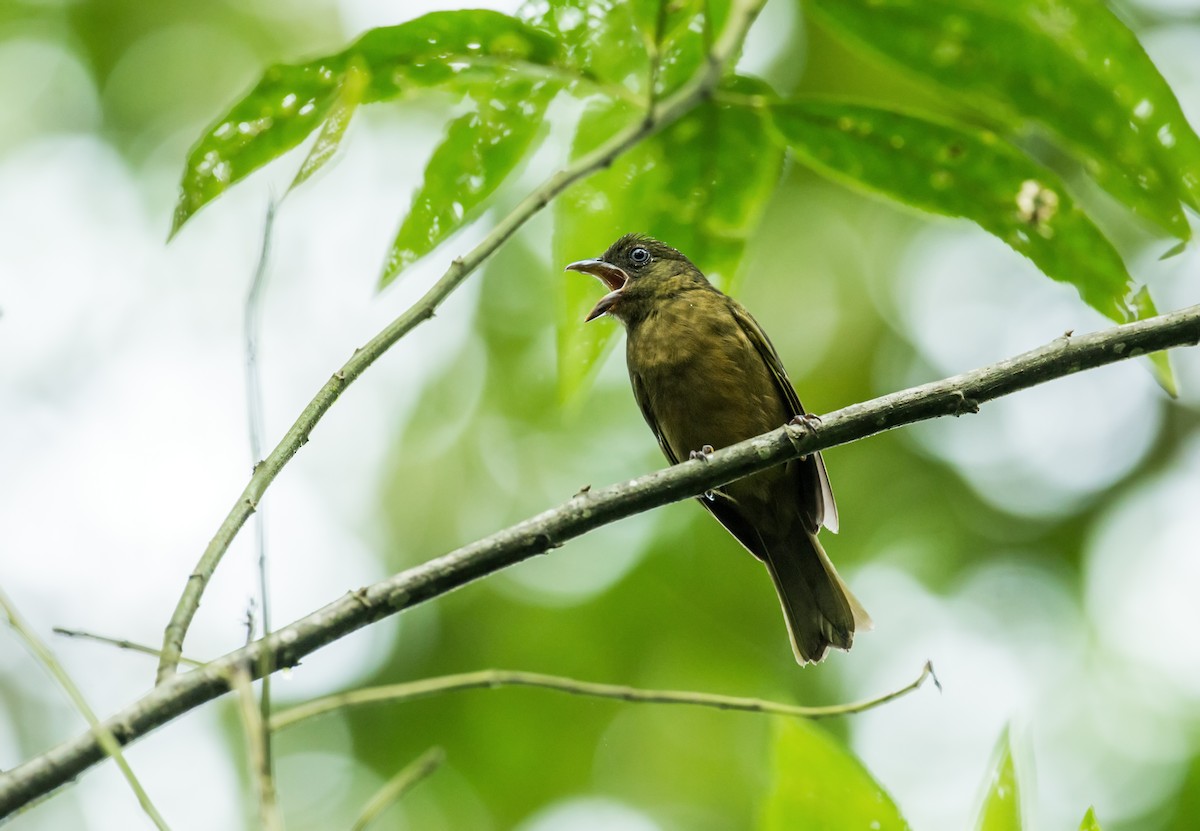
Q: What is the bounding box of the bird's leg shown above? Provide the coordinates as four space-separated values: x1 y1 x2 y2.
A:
688 445 716 500
786 413 821 460
789 413 821 430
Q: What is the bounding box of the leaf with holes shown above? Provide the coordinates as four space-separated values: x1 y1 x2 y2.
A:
520 0 646 96
770 99 1149 325
288 58 369 192
806 0 1200 241
172 10 568 235
380 75 558 287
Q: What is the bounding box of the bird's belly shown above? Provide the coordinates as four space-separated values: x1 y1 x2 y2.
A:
638 350 788 458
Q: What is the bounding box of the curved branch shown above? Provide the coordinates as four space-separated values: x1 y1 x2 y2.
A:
3 303 1197 818
155 0 769 684
270 662 937 732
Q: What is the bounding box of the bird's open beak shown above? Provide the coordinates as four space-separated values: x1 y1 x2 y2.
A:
565 258 629 322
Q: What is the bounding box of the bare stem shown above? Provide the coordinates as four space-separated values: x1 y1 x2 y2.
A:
244 198 277 786
228 665 284 831
348 747 445 831
0 590 172 830
3 302 1197 818
271 662 936 733
154 0 769 684
52 627 204 668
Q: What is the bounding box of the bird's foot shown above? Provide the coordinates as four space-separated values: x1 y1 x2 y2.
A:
789 413 822 431
786 414 821 459
689 444 715 462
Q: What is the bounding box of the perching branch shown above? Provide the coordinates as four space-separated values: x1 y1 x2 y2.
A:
155 0 769 684
3 302 1197 818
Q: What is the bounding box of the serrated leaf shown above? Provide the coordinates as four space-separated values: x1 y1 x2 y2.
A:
1078 807 1104 831
761 718 910 831
172 10 568 234
555 83 783 400
974 728 1022 831
288 58 369 192
770 99 1146 324
805 0 1200 241
380 76 557 287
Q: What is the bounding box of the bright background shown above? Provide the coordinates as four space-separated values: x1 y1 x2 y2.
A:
3 0 1200 829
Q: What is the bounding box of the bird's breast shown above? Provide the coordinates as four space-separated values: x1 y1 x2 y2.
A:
627 298 789 460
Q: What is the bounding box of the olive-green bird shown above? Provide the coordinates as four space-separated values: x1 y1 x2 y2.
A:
567 234 870 663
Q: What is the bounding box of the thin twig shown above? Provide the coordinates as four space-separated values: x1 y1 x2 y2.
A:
244 198 278 782
0 590 172 830
3 302 1197 817
228 665 284 831
52 628 205 668
155 0 770 684
271 663 935 733
349 747 445 831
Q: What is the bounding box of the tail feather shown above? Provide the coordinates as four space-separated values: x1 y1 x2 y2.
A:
763 530 869 664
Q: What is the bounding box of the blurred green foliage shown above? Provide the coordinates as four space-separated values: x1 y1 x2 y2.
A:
5 0 1200 828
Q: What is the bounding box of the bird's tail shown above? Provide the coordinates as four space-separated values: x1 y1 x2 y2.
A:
763 530 871 664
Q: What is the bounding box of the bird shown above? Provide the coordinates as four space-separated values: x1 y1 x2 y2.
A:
566 234 870 663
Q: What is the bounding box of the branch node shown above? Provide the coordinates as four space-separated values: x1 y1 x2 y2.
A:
534 532 560 551
920 660 943 693
950 390 980 416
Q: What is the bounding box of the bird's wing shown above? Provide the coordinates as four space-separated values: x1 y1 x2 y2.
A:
728 301 840 534
631 371 681 465
632 369 775 557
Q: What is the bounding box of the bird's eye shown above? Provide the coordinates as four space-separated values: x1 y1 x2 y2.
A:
630 247 650 266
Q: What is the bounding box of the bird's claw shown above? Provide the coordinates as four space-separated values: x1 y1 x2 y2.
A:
786 414 821 459
789 413 822 431
689 444 715 462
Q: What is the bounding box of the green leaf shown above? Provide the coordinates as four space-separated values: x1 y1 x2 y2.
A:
520 0 647 94
805 0 1200 241
172 10 567 234
555 98 659 402
761 718 909 831
974 728 1022 831
288 58 369 193
1131 286 1178 396
650 77 785 290
1078 807 1104 831
379 75 557 287
769 99 1146 324
636 0 728 97
555 82 784 400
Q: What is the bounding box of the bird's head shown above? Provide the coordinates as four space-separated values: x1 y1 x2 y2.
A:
565 234 708 324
